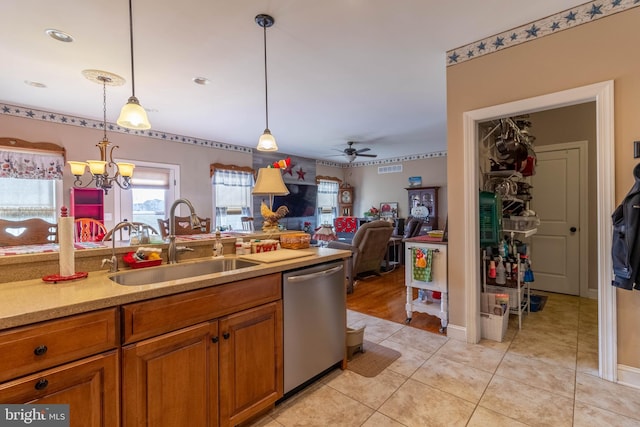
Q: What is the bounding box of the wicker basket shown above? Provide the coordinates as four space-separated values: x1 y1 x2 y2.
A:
280 233 310 249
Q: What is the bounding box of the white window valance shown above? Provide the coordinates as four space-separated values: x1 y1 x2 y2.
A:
0 149 64 180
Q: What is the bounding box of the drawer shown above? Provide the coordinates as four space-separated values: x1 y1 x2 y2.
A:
0 308 118 383
122 273 281 344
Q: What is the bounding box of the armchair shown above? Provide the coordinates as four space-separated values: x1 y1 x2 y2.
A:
327 220 394 293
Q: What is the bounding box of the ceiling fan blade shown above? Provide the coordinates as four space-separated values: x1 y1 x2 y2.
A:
357 153 377 158
356 148 371 154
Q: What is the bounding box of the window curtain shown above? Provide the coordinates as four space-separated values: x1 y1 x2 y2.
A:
212 169 255 230
316 180 339 226
0 149 64 180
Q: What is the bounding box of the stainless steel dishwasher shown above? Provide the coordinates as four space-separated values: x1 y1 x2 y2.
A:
283 260 346 394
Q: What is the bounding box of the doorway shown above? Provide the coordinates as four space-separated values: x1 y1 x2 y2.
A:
462 81 616 381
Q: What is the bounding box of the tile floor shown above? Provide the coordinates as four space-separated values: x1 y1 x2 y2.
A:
248 292 640 426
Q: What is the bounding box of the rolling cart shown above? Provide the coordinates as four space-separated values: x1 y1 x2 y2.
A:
404 239 448 333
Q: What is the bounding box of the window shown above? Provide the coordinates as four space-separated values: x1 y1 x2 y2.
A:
211 164 254 231
0 144 64 222
316 179 339 226
116 161 179 232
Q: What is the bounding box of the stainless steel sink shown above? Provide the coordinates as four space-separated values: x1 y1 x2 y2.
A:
110 259 259 286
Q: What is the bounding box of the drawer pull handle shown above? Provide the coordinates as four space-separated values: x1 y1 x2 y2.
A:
33 345 48 356
35 379 48 390
211 336 219 343
223 332 230 340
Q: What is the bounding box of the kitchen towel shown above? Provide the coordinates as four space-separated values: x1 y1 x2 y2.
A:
58 207 75 276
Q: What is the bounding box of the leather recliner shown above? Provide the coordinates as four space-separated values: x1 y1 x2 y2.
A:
327 220 394 293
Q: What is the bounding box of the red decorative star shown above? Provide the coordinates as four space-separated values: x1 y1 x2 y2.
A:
283 162 295 176
296 167 306 181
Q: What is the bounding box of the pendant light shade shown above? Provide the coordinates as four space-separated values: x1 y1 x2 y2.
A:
255 14 277 152
117 95 150 130
258 129 277 152
118 0 151 130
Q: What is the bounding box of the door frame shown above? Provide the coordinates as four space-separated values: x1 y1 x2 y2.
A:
534 141 590 298
462 81 616 381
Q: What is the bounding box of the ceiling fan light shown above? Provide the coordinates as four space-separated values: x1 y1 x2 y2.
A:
117 96 151 130
257 129 278 151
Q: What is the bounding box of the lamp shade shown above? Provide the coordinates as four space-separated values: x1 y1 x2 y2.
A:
117 96 151 130
67 161 88 176
117 162 135 178
257 129 278 152
87 160 107 175
252 168 289 196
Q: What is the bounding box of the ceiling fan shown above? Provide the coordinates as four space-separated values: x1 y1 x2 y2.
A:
337 141 378 162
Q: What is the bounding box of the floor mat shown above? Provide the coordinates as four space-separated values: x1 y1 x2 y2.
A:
347 340 401 377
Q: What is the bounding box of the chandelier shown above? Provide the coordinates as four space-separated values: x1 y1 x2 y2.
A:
68 70 135 194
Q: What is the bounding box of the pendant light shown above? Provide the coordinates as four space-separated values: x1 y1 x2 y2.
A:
255 14 278 152
117 0 151 130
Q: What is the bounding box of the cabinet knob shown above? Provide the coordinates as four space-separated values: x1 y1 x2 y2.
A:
223 332 230 340
33 345 48 356
35 379 48 391
570 227 577 233
211 336 219 343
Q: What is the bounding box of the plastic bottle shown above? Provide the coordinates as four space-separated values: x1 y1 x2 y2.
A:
495 257 506 285
235 238 244 255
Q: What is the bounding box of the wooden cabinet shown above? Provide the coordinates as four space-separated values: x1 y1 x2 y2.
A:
70 188 104 222
121 274 283 427
0 308 119 427
0 352 119 427
406 186 439 230
122 322 219 427
219 302 282 427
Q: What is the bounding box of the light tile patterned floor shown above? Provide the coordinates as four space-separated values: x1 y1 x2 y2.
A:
249 293 640 426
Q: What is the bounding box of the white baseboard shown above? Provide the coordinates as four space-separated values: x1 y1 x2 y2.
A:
446 324 466 341
617 364 640 390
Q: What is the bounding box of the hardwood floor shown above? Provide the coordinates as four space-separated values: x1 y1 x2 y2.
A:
346 266 445 335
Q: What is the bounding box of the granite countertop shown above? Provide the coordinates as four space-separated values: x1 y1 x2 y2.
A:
0 247 350 330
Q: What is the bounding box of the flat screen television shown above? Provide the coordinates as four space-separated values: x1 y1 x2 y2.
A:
272 183 317 218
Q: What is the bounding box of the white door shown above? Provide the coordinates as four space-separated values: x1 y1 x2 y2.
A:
529 147 581 295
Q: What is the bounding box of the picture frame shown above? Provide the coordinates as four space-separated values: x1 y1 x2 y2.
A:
379 202 398 219
408 176 422 187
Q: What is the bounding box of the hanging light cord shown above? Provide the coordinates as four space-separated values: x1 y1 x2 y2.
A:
127 0 136 98
262 22 269 130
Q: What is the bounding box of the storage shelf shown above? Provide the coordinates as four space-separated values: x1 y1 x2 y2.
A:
503 228 537 238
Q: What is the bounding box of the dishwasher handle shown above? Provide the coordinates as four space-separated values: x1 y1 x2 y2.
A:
286 265 344 283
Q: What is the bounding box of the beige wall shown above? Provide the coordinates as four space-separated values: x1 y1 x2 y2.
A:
447 8 640 366
338 157 448 227
1 115 447 231
0 114 253 227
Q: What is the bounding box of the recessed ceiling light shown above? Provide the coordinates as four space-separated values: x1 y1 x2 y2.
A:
45 28 74 43
193 77 210 86
24 80 47 88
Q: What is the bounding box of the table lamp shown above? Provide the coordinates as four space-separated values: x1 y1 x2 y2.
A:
252 167 290 231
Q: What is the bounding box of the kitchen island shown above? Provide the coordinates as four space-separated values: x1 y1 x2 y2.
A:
0 243 350 427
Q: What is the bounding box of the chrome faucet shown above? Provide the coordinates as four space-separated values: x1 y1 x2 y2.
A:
168 198 201 264
102 221 140 272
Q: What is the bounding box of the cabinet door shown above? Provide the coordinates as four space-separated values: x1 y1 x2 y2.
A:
219 302 283 427
122 322 219 427
0 351 119 427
